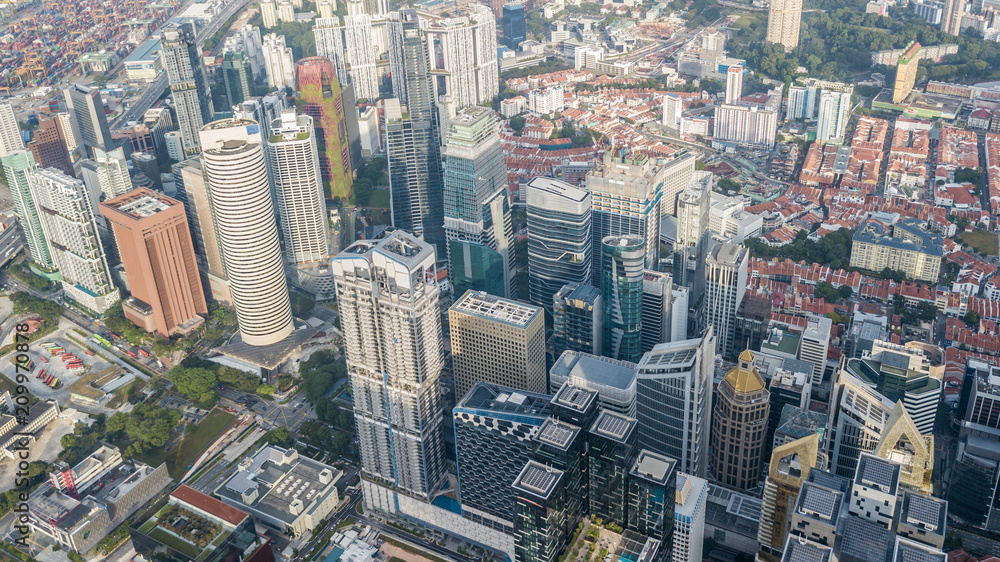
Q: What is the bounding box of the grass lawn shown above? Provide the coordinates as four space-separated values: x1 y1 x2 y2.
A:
368 189 390 209
148 527 203 559
144 408 235 478
958 230 998 257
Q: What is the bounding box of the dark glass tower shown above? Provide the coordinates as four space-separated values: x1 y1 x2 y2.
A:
587 410 638 526
512 461 567 562
501 4 526 49
551 283 602 359
627 449 678 542
602 235 645 363
222 52 254 106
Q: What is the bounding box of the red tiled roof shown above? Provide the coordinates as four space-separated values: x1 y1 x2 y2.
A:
171 485 249 526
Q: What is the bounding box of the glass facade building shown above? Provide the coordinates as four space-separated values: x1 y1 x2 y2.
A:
512 461 566 562
602 235 645 363
526 177 592 313
587 410 638 526
454 382 551 533
450 240 506 299
551 283 602 359
627 450 677 543
501 4 526 49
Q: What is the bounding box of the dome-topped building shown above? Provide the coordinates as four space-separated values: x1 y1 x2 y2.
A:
711 349 771 491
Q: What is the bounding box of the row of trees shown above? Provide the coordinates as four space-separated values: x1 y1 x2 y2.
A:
744 228 854 270
168 358 263 407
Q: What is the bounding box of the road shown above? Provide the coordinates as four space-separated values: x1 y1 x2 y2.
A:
109 0 253 129
0 226 24 269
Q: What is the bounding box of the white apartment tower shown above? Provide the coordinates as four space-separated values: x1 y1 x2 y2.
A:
703 241 748 359
87 147 134 200
725 65 743 104
636 327 715 478
817 90 852 144
266 110 335 300
673 473 709 562
29 168 120 313
314 16 381 101
262 33 296 90
223 25 266 78
0 101 24 157
662 93 682 131
199 118 294 346
767 0 803 51
331 231 447 501
424 6 500 128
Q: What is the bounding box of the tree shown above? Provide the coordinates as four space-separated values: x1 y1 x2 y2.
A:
510 116 526 135
353 177 373 206
256 384 276 398
963 311 980 327
954 167 982 184
837 285 854 300
815 282 841 303
168 366 218 402
718 178 740 193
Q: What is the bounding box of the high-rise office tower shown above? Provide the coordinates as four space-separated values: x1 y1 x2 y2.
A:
314 16 381 102
442 106 514 297
757 434 824 562
199 118 293 346
828 370 893 479
587 410 638 525
263 33 296 90
449 290 546 399
131 152 162 192
551 283 602 359
874 403 934 494
941 0 964 34
0 101 24 157
549 351 637 416
725 65 743 105
672 473 709 562
849 453 902 528
222 52 255 106
526 177 592 313
386 10 443 250
29 168 119 313
99 188 207 337
450 241 506 299
172 157 231 303
453 382 551 533
586 151 661 283
766 0 803 51
424 6 500 128
2 151 52 268
161 23 214 155
673 171 711 300
331 231 446 500
26 118 74 177
799 316 832 385
710 349 771 491
266 110 334 300
55 113 79 155
703 241 748 359
64 84 113 157
512 460 566 562
628 450 677 543
817 90 852 144
297 57 354 200
892 42 921 104
636 327 715 478
641 270 672 353
535 384 598 530
501 3 526 49
601 235 645 364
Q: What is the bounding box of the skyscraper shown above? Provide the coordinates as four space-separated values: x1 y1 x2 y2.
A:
0 101 24 157
99 188 207 337
454 382 551 533
331 231 446 500
703 241 748 359
602 235 645 364
587 410 638 525
662 94 682 132
672 473 709 562
2 151 52 268
450 290 546 399
172 157 231 303
673 171 711 300
551 283 603 358
199 118 293 346
636 327 715 478
628 450 678 542
442 106 514 297
26 118 74 177
710 349 770 491
424 7 500 128
161 23 214 155
526 177 592 313
725 65 743 104
941 0 964 34
893 42 921 104
766 0 803 51
263 33 295 90
261 0 278 28
501 4 526 49
29 168 119 313
313 16 381 101
296 57 354 200
222 51 255 106
223 24 265 78
641 270 672 352
83 147 133 200
64 84 113 157
512 461 566 562
817 90 852 144
758 434 824 562
266 110 334 300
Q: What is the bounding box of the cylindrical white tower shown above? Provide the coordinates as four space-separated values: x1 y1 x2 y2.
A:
200 118 293 346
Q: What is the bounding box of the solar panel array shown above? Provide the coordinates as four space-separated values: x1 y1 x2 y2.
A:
905 493 943 530
799 484 839 521
895 541 946 562
595 412 634 441
518 464 559 496
537 419 577 449
839 517 892 562
860 457 898 491
783 540 830 562
556 384 595 410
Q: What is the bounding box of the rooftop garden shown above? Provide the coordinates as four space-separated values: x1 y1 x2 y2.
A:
140 502 229 560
